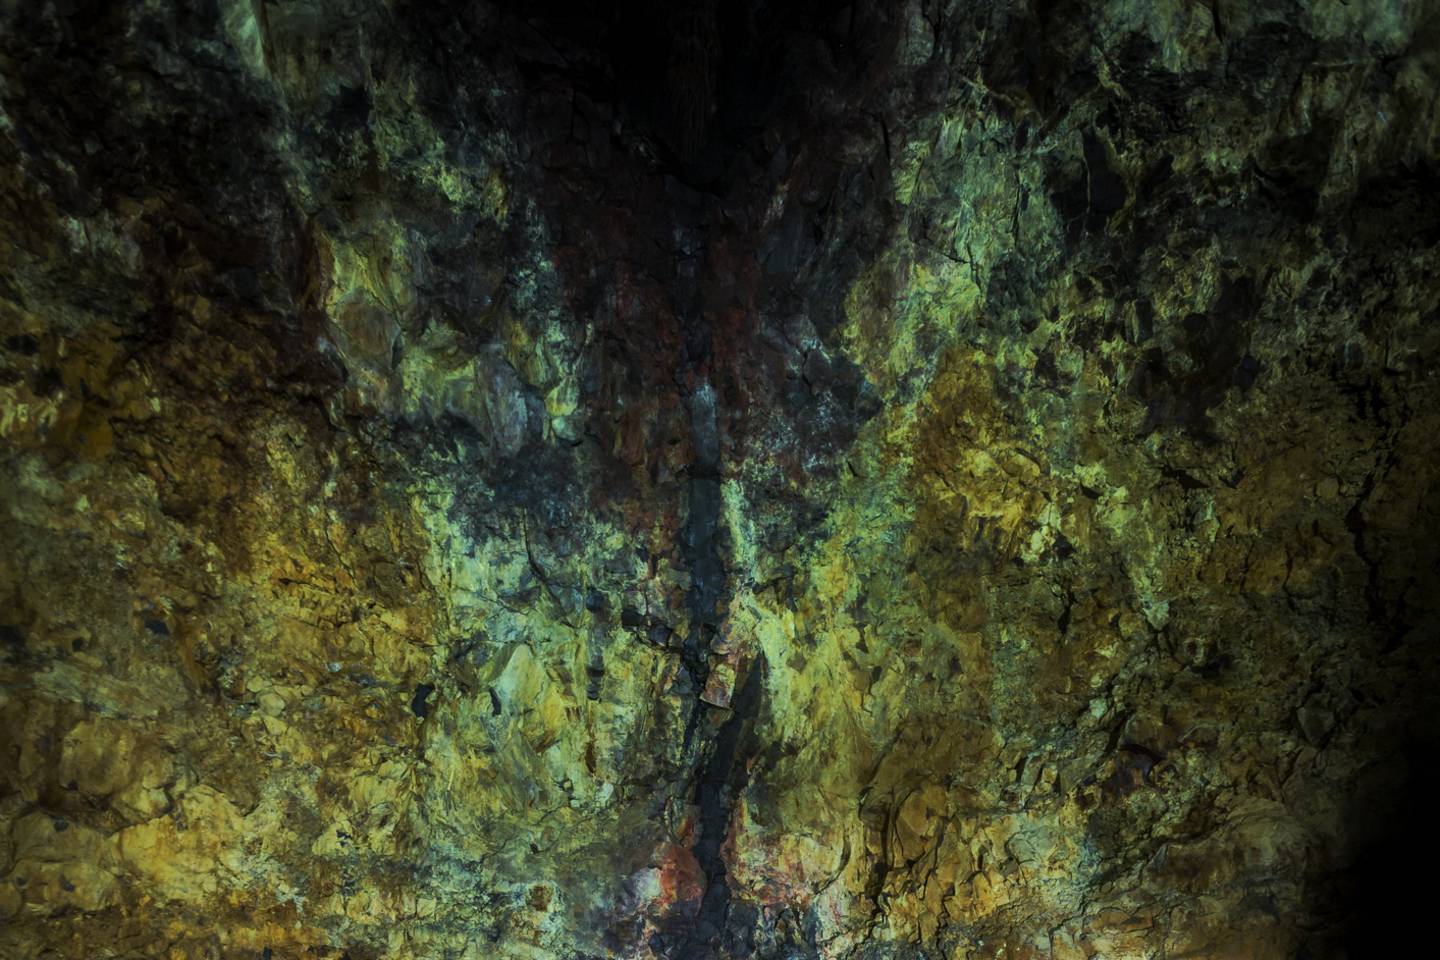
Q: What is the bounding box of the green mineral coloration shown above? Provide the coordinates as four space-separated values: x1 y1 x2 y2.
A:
2 1 1439 958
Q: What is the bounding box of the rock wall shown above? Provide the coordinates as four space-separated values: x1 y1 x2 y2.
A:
2 1 1438 958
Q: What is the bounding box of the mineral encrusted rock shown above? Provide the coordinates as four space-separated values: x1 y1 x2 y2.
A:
2 1 1439 958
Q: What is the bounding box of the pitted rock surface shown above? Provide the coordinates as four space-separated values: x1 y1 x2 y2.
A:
3 2 1439 958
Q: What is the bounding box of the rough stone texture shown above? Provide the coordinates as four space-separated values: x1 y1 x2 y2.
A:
2 1 1439 958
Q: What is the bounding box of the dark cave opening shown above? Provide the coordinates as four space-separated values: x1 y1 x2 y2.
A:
484 0 887 187
1335 731 1440 954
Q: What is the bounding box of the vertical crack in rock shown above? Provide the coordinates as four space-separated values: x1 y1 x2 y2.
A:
682 375 724 736
670 205 746 954
682 651 767 958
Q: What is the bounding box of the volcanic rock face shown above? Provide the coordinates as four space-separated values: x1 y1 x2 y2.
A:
3 1 1439 957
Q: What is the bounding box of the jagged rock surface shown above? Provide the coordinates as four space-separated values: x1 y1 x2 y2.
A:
3 1 1439 958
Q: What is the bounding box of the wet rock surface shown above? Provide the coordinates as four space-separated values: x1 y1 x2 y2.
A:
2 1 1439 957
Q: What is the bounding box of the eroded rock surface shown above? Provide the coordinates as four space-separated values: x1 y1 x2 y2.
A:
3 1 1438 958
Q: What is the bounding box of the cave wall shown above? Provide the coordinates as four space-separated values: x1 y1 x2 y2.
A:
2 1 1439 958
